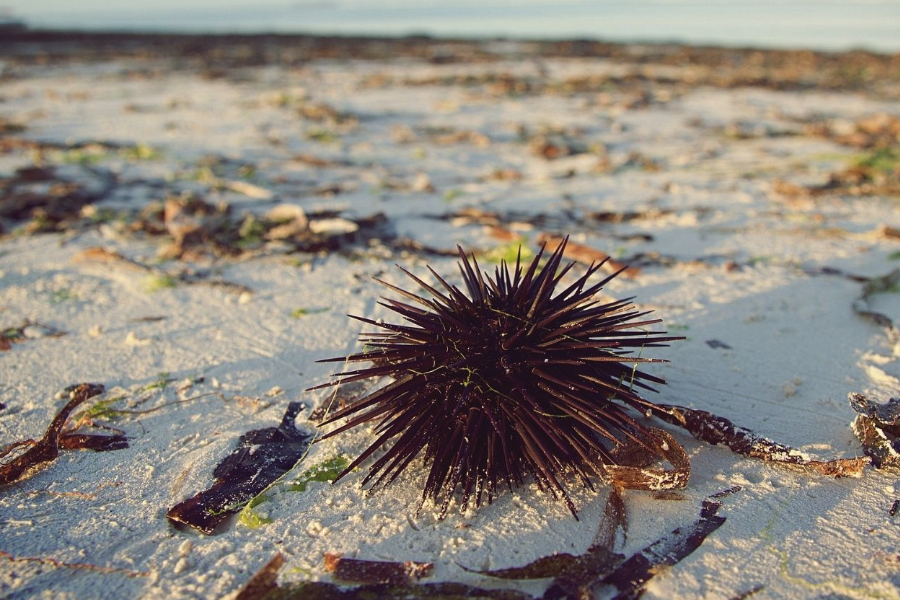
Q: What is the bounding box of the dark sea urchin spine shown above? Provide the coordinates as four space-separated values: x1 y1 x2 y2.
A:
311 238 682 516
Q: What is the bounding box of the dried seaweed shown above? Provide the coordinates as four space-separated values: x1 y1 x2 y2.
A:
849 393 900 468
601 495 729 600
166 402 312 534
235 554 285 600
272 581 533 600
647 403 867 477
324 554 433 585
0 383 127 487
236 553 532 600
457 489 625 599
0 164 114 233
233 492 729 600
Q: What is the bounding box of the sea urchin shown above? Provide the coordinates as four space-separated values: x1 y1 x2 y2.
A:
313 238 682 516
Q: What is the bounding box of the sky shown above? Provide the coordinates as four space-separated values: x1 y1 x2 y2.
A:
4 0 899 52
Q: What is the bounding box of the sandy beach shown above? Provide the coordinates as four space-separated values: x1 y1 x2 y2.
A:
1 32 900 599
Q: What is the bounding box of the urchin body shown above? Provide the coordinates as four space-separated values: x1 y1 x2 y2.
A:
314 239 680 516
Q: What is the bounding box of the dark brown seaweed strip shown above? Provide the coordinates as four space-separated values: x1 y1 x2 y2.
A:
593 486 627 549
541 546 624 600
458 489 626 599
709 485 742 498
601 498 727 600
269 581 533 600
236 554 285 600
57 433 129 451
0 383 124 486
728 584 764 600
324 553 434 585
166 402 311 534
465 553 584 580
650 403 867 477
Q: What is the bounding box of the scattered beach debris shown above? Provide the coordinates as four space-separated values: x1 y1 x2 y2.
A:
5 29 900 600
0 383 128 487
805 113 900 150
0 163 115 234
849 393 900 468
166 402 311 534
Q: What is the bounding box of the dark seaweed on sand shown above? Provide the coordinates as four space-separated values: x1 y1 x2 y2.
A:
166 402 311 534
0 383 128 487
232 489 736 600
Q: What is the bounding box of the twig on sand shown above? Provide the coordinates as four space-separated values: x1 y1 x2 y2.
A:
0 550 150 578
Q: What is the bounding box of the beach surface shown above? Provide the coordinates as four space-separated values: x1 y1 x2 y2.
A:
1 33 900 599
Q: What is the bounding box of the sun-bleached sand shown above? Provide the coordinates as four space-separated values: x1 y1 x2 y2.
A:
1 33 900 599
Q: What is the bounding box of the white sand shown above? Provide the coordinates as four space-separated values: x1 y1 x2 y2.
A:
1 48 899 599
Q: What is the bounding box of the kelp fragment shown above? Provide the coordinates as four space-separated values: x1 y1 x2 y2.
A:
235 553 531 600
601 495 729 600
270 581 532 600
235 554 285 600
324 553 434 585
850 393 900 468
464 489 626 600
728 584 764 600
166 402 312 534
0 383 127 487
232 493 729 600
647 403 867 477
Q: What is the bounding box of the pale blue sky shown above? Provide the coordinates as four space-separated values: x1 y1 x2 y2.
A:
4 0 899 52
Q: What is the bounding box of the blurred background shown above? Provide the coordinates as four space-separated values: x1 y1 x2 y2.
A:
4 0 900 52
